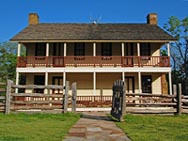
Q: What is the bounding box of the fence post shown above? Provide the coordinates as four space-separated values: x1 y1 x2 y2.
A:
5 80 13 114
122 81 126 120
177 83 182 115
63 81 69 113
72 82 77 113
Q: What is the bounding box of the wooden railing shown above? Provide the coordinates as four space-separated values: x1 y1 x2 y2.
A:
76 96 112 107
2 80 188 114
0 82 6 113
126 93 177 114
17 56 170 68
182 95 188 114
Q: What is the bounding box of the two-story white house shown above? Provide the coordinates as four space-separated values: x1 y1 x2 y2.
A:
11 13 175 96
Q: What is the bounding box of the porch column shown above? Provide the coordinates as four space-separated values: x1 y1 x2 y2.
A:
138 72 141 93
17 43 21 57
169 72 172 95
122 72 125 82
15 72 19 93
63 71 66 87
93 42 96 56
45 72 48 94
93 72 96 95
167 43 170 56
137 43 140 56
121 42 124 56
64 43 67 56
46 43 49 56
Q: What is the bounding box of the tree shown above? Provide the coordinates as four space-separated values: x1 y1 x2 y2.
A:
0 42 17 82
164 16 188 94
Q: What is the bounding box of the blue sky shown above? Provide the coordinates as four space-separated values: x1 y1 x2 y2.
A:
0 0 187 42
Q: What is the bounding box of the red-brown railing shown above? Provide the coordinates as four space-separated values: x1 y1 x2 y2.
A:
17 56 170 68
76 96 112 107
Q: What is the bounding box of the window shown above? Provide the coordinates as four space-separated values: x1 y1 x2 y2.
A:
34 75 45 93
35 43 46 56
18 75 26 93
140 43 150 56
125 43 134 56
74 43 85 56
142 75 152 93
102 43 112 56
53 43 62 56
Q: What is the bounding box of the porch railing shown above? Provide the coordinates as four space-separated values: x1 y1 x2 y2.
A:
17 56 170 68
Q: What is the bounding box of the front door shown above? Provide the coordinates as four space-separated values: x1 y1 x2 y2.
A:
52 76 63 94
125 77 135 93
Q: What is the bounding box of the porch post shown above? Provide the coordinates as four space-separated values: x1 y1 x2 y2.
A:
138 72 141 93
63 71 66 87
46 43 49 56
122 72 125 82
64 43 67 56
169 72 172 95
137 43 140 56
93 72 96 95
167 43 170 56
93 42 96 56
45 72 48 94
17 43 21 57
121 42 124 56
15 72 19 93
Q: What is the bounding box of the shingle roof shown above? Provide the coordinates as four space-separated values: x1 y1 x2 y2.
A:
10 23 176 41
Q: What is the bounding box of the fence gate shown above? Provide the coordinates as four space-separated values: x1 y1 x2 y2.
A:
111 80 126 121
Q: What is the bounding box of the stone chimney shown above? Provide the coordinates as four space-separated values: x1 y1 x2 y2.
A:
147 13 158 25
29 13 39 25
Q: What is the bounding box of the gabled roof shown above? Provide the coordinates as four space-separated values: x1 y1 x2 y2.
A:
10 23 176 42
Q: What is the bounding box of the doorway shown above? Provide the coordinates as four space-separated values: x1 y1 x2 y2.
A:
52 76 63 94
125 77 135 93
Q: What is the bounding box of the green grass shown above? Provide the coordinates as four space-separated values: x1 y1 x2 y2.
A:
116 114 188 141
0 112 80 141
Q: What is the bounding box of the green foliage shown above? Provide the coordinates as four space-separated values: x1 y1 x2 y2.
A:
117 114 188 141
164 16 188 94
0 42 17 82
0 112 80 141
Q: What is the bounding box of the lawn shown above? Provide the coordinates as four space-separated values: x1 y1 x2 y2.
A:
116 114 188 141
0 112 80 141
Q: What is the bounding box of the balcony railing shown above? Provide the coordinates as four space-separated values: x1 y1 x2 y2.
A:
17 56 170 68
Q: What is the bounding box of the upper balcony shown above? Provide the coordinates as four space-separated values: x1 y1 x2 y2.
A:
16 42 171 68
17 56 170 68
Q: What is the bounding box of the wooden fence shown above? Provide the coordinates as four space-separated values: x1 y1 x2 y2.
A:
0 82 6 113
1 79 188 115
4 80 77 114
111 81 188 120
182 95 188 114
126 93 177 114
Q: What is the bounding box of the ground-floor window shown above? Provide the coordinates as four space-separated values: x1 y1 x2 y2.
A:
18 75 26 93
142 75 152 93
34 75 45 93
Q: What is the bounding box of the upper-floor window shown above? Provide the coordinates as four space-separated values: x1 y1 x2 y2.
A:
102 43 112 56
74 43 85 56
35 43 46 56
140 43 150 56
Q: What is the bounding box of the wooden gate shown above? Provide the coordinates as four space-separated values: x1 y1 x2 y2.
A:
111 80 126 121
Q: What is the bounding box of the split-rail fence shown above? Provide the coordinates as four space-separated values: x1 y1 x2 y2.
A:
0 80 188 115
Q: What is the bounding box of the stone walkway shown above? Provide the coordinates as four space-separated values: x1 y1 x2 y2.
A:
64 112 130 141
